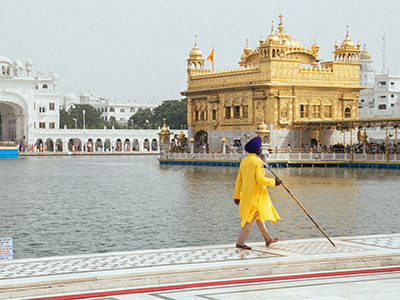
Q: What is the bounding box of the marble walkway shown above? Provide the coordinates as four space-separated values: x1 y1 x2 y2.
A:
1 234 400 299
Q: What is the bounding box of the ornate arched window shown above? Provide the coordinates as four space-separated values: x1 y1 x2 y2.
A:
300 104 308 119
312 104 320 118
345 107 351 118
281 106 288 119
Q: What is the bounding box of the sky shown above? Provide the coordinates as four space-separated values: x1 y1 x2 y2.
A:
1 0 399 105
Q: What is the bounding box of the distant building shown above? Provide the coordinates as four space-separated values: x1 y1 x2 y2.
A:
63 91 157 126
0 55 59 142
0 54 166 152
359 46 400 117
181 16 364 150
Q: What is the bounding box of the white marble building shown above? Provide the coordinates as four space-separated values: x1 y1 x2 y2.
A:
64 90 157 126
0 55 59 144
0 54 183 152
359 46 400 117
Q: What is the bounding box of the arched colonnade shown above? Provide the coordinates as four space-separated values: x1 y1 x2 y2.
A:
29 136 159 153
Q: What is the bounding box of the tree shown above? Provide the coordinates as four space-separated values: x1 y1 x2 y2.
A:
108 116 123 129
129 108 154 129
151 99 187 129
59 104 104 129
59 108 72 129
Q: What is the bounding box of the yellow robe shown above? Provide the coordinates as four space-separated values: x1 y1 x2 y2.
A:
234 153 281 227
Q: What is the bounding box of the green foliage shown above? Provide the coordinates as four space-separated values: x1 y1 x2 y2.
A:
128 99 187 130
152 99 187 129
108 116 123 129
59 108 72 129
58 99 187 130
129 108 154 129
59 104 103 129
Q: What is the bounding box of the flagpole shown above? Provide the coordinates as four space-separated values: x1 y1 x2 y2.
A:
207 48 214 72
212 48 214 72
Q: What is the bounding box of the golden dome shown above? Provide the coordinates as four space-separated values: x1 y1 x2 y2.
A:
283 36 304 49
265 33 280 44
340 27 355 49
190 137 195 143
160 119 169 133
264 16 304 49
189 43 203 59
241 39 252 62
360 43 371 60
311 39 319 54
178 125 185 139
221 135 226 143
243 39 251 55
258 121 268 131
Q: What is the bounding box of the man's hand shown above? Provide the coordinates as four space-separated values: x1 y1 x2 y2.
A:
234 199 240 206
275 179 283 186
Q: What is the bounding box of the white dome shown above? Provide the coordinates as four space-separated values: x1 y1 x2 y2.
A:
63 91 77 102
13 60 24 69
0 55 13 65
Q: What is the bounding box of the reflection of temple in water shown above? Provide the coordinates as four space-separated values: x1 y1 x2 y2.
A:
181 15 365 150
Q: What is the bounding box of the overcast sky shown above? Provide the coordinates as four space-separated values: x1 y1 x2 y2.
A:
0 0 398 105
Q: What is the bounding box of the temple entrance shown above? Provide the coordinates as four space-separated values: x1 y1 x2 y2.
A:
194 130 207 149
0 101 25 144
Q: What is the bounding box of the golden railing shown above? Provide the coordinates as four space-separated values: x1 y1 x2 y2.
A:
0 141 16 147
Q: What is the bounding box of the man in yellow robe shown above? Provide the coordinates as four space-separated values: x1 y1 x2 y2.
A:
234 136 281 250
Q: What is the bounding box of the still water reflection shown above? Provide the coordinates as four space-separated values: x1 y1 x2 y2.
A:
1 156 399 259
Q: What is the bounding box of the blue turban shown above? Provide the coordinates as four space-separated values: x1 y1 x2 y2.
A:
245 136 262 153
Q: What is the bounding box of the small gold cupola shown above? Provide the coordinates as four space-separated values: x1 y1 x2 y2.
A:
187 35 205 70
334 26 361 62
158 119 174 145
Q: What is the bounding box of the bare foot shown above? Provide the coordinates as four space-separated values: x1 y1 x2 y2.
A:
266 238 279 247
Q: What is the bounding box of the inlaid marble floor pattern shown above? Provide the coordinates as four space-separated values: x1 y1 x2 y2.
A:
1 235 399 281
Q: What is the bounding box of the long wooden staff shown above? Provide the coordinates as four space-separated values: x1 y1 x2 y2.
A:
259 154 336 247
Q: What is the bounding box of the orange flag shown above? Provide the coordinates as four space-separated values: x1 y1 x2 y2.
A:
207 48 214 62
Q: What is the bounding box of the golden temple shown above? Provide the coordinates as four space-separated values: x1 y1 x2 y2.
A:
181 15 366 150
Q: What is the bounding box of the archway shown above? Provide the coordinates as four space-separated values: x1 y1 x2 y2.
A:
45 138 54 152
104 138 111 152
95 138 103 152
36 138 44 151
56 138 63 152
151 138 158 151
0 101 25 144
194 130 208 149
87 138 94 152
124 138 130 151
116 139 122 151
143 139 150 151
132 139 139 151
69 138 82 151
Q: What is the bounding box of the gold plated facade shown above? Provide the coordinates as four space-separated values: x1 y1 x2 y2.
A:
181 16 365 149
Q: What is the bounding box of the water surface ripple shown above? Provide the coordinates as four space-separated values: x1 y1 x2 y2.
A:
1 156 399 259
